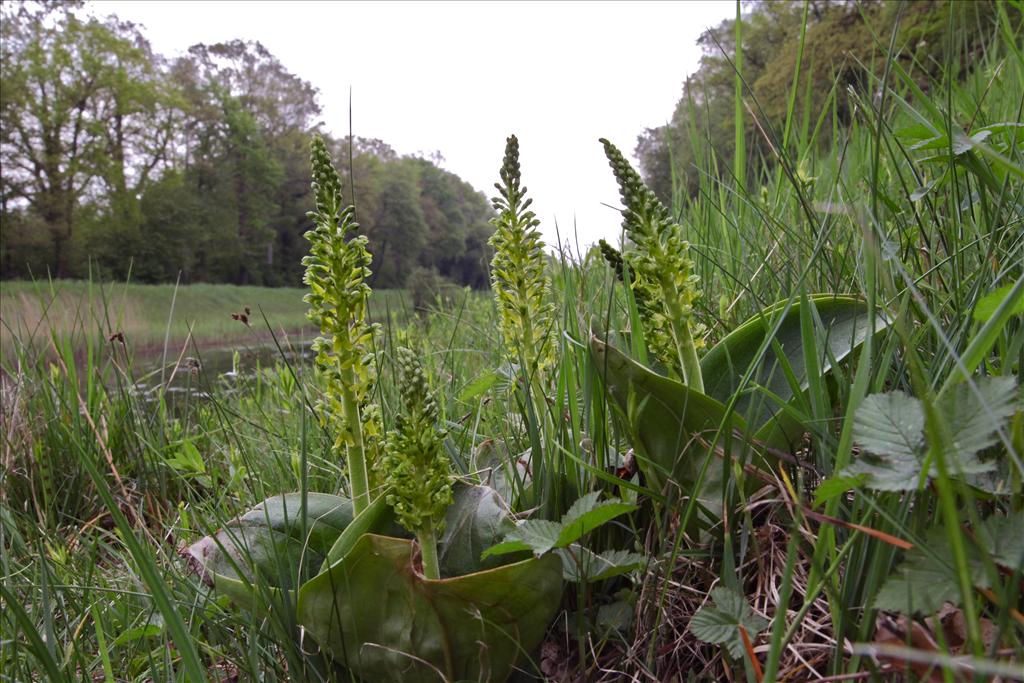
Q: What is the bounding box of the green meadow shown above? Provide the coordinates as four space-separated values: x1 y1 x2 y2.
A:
1 3 1022 682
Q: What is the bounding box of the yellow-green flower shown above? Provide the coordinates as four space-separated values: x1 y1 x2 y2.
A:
600 138 704 391
489 135 555 375
304 135 382 514
382 347 452 579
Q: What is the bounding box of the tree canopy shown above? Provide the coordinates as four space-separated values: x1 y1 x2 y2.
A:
636 0 1009 203
1 3 495 289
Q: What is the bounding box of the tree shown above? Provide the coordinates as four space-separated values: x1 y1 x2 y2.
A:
0 9 495 287
635 0 1004 203
1 4 175 277
179 41 321 285
369 160 428 288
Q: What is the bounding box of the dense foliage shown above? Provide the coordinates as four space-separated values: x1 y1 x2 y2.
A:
637 0 1012 202
0 3 495 288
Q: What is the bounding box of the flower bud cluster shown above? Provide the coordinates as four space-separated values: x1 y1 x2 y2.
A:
600 138 704 386
303 135 382 481
489 135 555 374
382 347 453 535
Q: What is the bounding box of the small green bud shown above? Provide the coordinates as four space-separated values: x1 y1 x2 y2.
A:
600 138 704 391
382 347 452 536
489 135 555 374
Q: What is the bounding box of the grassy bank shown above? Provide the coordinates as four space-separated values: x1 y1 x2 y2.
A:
0 280 410 359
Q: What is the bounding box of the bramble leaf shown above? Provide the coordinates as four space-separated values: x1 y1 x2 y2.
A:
974 511 1024 570
557 546 646 583
483 492 637 562
557 492 638 547
940 376 1018 462
689 587 769 659
853 391 926 461
482 520 561 559
844 376 1016 491
874 527 991 616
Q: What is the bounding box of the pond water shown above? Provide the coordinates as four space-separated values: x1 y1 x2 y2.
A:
129 340 314 407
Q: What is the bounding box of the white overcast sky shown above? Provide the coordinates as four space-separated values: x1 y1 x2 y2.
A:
89 1 733 251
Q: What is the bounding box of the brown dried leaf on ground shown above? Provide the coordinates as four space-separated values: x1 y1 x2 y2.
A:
869 606 1006 681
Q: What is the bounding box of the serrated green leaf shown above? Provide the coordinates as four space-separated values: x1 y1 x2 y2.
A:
557 493 637 547
845 377 1016 491
974 512 1024 570
482 519 561 559
874 527 992 616
853 391 926 461
939 376 1019 462
557 546 646 582
483 492 638 561
689 587 769 659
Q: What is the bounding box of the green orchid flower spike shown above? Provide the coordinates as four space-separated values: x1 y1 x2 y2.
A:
489 135 555 377
303 135 382 515
600 138 704 392
381 346 453 580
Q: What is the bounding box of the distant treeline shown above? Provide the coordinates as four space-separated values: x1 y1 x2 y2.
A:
636 0 1013 203
0 3 495 289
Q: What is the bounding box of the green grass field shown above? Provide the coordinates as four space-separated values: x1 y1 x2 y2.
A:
0 280 410 358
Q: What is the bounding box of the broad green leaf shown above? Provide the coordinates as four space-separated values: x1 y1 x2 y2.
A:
458 370 503 402
591 336 746 495
187 493 357 610
700 295 889 442
110 622 163 648
557 546 646 583
297 533 563 683
322 494 405 570
556 492 638 547
973 283 1024 322
689 587 769 659
234 493 355 553
437 484 518 576
186 526 306 609
874 527 991 616
950 275 1024 386
895 122 939 143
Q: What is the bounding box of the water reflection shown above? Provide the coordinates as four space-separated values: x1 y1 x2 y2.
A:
131 341 313 407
